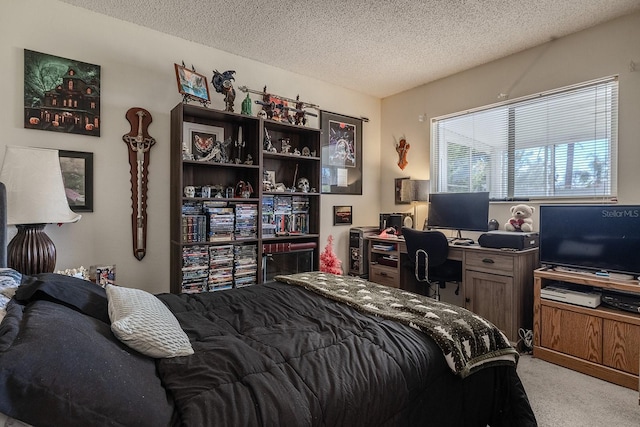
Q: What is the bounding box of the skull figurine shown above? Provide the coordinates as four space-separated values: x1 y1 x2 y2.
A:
297 177 310 193
184 186 195 198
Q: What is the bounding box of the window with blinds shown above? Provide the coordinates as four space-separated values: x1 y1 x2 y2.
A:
430 76 618 200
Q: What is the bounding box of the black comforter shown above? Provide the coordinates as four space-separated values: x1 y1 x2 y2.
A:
0 272 537 426
157 280 536 426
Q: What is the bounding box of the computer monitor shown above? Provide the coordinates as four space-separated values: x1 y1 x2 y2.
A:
426 192 490 242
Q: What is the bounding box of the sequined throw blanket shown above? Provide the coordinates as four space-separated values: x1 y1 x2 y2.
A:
275 272 518 378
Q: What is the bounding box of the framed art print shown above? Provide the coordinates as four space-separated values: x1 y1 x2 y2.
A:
333 205 353 225
24 50 101 137
182 122 225 161
174 63 210 104
321 111 363 195
59 150 93 212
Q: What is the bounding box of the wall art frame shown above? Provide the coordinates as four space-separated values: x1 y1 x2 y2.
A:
59 150 93 212
321 111 363 195
333 205 353 225
182 122 225 161
24 49 101 137
174 63 211 105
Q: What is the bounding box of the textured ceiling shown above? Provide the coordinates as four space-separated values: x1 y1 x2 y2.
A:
58 0 640 98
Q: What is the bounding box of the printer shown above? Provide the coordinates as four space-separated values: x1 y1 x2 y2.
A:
478 230 539 250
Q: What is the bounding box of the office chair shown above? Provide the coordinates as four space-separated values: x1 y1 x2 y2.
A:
402 227 462 300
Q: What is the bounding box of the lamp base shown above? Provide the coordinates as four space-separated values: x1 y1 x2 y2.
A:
7 224 57 275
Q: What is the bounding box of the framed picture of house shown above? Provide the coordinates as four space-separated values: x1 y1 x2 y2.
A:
58 150 93 212
24 50 101 136
321 111 363 195
174 63 211 105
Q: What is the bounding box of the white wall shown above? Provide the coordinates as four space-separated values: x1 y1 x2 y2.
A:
0 0 381 293
381 11 640 236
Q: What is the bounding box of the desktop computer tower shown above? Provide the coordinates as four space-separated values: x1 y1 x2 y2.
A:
379 213 414 233
348 226 379 277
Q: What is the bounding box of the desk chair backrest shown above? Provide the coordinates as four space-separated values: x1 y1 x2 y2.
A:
402 227 449 282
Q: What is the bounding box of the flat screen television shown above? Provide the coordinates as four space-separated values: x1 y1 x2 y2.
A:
426 192 489 242
539 204 640 277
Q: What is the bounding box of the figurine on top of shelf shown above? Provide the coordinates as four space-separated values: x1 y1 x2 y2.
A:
211 69 236 112
238 85 319 125
241 93 252 115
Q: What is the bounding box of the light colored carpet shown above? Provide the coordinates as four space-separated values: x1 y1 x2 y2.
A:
517 354 640 427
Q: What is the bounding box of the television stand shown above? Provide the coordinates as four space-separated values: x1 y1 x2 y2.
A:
533 267 640 400
551 265 636 281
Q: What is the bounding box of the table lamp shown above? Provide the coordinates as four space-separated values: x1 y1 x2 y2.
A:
0 146 81 275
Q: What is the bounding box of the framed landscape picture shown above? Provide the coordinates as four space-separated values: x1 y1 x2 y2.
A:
333 205 353 225
59 150 93 212
174 63 210 104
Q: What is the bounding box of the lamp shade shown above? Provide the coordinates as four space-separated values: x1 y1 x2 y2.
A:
0 146 81 225
410 180 430 202
401 179 430 203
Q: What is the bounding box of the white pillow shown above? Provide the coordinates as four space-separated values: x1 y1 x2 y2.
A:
106 285 194 358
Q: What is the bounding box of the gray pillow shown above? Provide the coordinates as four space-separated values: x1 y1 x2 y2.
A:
106 284 194 358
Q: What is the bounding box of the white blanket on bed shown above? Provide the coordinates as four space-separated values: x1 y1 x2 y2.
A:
0 269 21 323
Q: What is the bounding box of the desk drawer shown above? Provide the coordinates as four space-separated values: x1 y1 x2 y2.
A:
465 251 514 274
369 265 399 288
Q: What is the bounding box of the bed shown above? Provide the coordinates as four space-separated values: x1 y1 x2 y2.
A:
0 268 536 426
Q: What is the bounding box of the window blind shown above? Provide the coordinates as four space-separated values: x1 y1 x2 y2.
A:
431 76 618 200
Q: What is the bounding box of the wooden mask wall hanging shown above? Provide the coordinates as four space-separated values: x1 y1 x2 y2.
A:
395 136 410 170
122 107 156 260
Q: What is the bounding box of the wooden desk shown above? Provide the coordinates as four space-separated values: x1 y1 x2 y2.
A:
367 236 539 342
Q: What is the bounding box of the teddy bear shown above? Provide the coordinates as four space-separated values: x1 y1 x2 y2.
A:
504 204 535 232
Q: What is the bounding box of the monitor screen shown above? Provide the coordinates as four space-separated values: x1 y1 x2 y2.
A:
539 204 640 276
427 192 490 233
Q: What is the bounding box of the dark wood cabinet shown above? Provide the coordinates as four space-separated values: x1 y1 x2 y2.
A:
170 103 320 294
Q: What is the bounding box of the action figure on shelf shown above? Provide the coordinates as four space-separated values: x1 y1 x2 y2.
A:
263 128 277 152
241 93 252 115
238 85 319 125
212 69 236 112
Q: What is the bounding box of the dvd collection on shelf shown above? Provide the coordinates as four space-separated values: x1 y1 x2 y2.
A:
180 200 259 293
181 243 258 293
182 201 258 243
262 195 310 236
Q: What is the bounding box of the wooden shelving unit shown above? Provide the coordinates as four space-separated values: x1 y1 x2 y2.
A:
170 103 320 294
533 268 640 397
